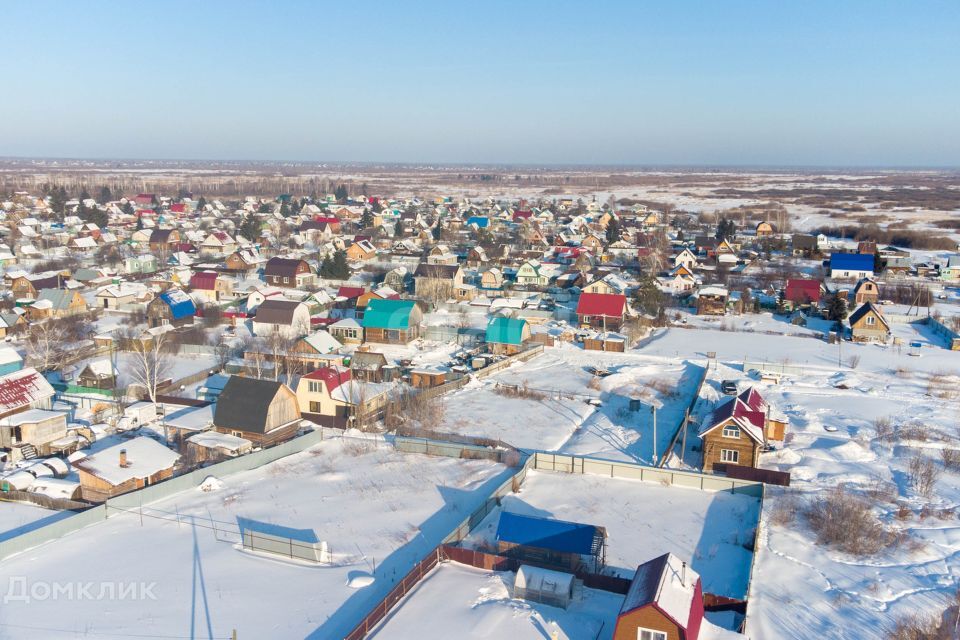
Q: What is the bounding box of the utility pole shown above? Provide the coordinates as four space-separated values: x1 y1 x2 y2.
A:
680 409 689 467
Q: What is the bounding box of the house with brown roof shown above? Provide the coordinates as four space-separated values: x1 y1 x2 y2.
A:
252 299 311 339
849 302 890 343
263 257 313 288
212 376 301 447
149 228 181 252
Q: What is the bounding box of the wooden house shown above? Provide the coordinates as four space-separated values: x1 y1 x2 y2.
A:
329 318 363 345
73 437 180 502
414 263 464 301
486 317 531 355
76 359 117 390
26 288 88 320
695 287 728 316
345 239 377 262
576 292 627 331
146 289 196 328
349 350 390 382
755 221 776 237
613 553 704 640
853 278 880 305
698 387 785 472
849 302 890 343
410 369 446 388
212 376 301 447
148 228 181 252
263 257 313 288
361 299 423 344
252 299 311 339
295 366 388 428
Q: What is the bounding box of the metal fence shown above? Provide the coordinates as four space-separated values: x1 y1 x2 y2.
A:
530 451 763 497
742 359 809 377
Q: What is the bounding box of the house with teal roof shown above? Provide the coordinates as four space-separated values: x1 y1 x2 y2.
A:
360 299 423 344
486 317 531 355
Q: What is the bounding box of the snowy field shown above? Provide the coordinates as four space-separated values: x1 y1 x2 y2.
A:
370 561 625 640
0 501 71 542
463 469 760 601
439 344 703 463
631 324 960 638
0 438 510 640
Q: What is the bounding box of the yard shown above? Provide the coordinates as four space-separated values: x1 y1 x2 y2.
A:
0 437 511 640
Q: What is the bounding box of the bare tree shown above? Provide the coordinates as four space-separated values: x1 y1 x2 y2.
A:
25 322 69 372
125 331 174 404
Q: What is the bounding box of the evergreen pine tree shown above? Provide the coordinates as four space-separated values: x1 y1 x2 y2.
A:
196 196 207 211
605 218 621 244
98 186 112 204
361 208 375 229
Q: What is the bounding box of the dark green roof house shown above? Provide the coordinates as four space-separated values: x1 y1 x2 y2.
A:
360 299 423 344
486 317 531 354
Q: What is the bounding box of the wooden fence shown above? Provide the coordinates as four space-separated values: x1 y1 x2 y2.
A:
0 491 89 511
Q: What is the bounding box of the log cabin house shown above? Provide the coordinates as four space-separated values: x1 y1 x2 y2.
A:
73 437 180 502
212 376 301 447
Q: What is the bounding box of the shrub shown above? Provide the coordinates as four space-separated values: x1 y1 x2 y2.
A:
888 612 943 640
874 417 895 444
941 449 960 472
805 486 892 555
908 454 941 498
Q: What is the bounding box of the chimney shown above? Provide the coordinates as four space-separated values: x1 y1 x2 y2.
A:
681 561 686 587
119 449 128 468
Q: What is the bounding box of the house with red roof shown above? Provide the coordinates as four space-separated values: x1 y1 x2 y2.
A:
783 278 822 309
295 366 388 428
699 387 787 472
169 203 187 214
576 292 628 331
613 552 704 640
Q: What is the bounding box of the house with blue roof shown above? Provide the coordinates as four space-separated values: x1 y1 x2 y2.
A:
829 253 874 280
486 317 531 355
495 511 607 573
466 216 489 229
147 289 196 328
360 298 423 344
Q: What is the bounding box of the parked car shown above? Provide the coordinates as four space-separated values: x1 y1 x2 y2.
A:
721 380 738 395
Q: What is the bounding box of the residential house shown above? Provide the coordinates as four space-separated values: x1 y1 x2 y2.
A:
189 271 222 303
830 253 874 280
0 409 68 461
783 279 822 310
696 287 729 316
486 317 531 355
576 292 627 331
791 234 819 257
199 231 237 256
212 376 301 447
295 366 389 428
76 359 117 390
252 299 311 339
755 221 776 237
328 318 363 345
853 278 880 305
849 302 891 343
613 553 704 640
96 283 146 310
349 350 391 382
26 288 88 320
413 263 464 302
125 254 159 275
699 387 786 472
225 249 265 274
514 260 550 287
73 437 180 502
146 289 196 328
263 257 313 288
345 239 377 262
361 299 423 344
0 348 23 377
9 272 66 299
148 228 181 252
480 267 504 291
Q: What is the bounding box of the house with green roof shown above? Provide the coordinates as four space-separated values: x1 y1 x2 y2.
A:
360 298 423 344
486 317 531 355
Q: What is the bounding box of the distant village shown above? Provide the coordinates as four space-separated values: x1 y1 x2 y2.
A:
0 185 958 639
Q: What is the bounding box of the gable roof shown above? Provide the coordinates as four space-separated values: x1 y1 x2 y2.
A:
785 279 822 304
699 392 766 443
576 292 627 317
621 553 701 635
264 257 306 278
302 366 351 394
361 299 417 330
0 368 55 415
849 302 889 329
212 377 289 434
254 299 304 325
158 290 196 319
486 317 528 345
189 271 218 290
73 436 179 486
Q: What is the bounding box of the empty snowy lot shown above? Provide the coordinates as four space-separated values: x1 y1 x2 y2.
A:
371 561 625 640
463 469 760 600
0 438 511 640
0 501 71 542
439 344 703 462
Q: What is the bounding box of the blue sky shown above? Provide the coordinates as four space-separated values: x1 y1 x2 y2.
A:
2 0 958 166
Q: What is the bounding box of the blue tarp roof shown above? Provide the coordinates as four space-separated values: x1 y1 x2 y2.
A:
830 253 874 271
466 216 490 228
495 512 599 555
159 290 196 320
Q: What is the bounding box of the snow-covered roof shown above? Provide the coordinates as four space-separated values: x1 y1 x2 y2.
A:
73 437 180 486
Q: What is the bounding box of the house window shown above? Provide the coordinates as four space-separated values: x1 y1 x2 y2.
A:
231 431 243 438
720 449 740 464
309 401 323 413
638 629 667 640
283 277 289 284
865 316 875 326
722 425 740 439
308 381 322 393
582 316 591 323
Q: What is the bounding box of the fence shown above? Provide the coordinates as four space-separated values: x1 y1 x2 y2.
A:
473 344 545 380
742 359 809 377
241 528 331 564
0 491 89 511
0 428 328 562
530 451 763 497
927 315 960 350
343 546 443 640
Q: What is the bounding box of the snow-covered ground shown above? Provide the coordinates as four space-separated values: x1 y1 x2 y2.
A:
0 437 510 640
463 469 760 601
0 501 71 542
439 344 702 463
370 561 625 640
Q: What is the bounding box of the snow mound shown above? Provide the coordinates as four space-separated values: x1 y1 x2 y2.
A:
198 476 224 492
776 449 803 466
347 574 375 589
